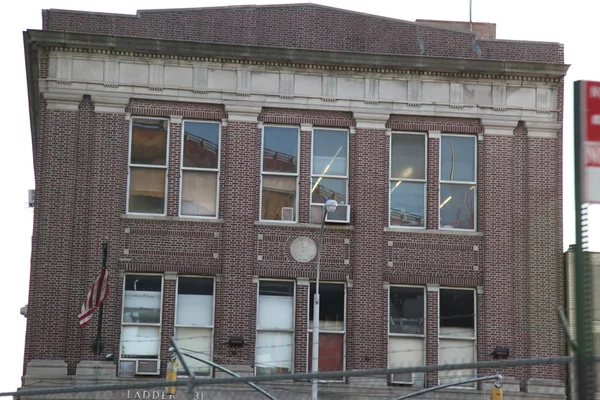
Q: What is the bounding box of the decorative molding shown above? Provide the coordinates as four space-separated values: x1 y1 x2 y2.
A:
364 77 379 103
322 75 337 100
192 66 209 93
407 79 422 106
478 132 484 141
427 283 439 292
224 103 262 123
103 60 119 88
353 112 389 130
450 82 464 107
296 277 310 286
170 115 183 124
236 69 251 96
56 56 73 84
300 123 313 132
482 118 518 136
525 121 562 138
477 286 484 294
91 95 129 114
148 61 164 90
44 93 81 111
428 130 441 139
164 271 178 281
492 84 507 110
536 87 552 112
280 73 294 98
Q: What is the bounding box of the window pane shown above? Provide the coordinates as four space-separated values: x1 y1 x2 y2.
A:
181 171 217 217
308 333 344 373
391 134 426 180
256 332 293 375
438 339 475 386
128 167 166 214
312 129 348 176
176 278 214 326
261 176 296 220
389 337 425 385
182 122 219 169
389 287 425 334
309 283 344 331
130 118 168 166
121 326 160 358
123 275 162 324
175 327 212 375
440 136 475 182
263 126 298 174
439 184 475 230
390 181 425 227
311 177 347 204
440 289 475 338
258 281 294 330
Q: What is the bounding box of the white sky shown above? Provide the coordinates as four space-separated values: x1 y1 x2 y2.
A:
1 0 599 393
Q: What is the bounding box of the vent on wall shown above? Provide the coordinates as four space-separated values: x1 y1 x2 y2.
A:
281 207 294 221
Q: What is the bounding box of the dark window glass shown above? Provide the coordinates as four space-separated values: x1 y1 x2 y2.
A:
124 275 162 291
263 126 298 174
309 283 345 330
177 277 214 295
439 289 475 337
259 281 294 297
389 287 425 334
440 136 475 182
182 122 219 169
391 134 426 180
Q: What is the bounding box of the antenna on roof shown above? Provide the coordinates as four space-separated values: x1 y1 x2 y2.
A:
469 0 473 32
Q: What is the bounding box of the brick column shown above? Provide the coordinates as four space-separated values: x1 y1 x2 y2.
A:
166 116 183 217
160 272 177 376
426 131 440 230
295 278 309 372
298 123 313 224
426 284 439 387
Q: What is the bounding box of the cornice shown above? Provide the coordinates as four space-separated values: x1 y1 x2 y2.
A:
26 30 569 83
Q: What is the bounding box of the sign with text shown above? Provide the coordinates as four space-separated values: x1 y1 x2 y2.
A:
579 80 600 204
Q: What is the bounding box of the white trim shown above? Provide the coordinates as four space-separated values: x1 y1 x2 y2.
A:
426 284 439 292
174 275 215 377
389 131 428 229
178 120 221 219
259 125 300 223
170 115 183 124
438 134 477 231
481 119 518 136
310 127 350 223
428 130 441 139
126 116 170 216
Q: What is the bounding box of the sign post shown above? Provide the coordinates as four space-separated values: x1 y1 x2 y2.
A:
573 80 600 400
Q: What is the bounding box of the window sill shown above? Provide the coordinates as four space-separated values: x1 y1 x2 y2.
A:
255 221 354 230
384 227 482 236
121 214 224 223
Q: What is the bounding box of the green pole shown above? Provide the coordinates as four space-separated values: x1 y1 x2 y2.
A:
573 80 595 400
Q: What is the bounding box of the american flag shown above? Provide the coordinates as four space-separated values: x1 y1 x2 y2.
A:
78 269 109 327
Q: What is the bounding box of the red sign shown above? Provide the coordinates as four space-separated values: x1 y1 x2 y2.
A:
585 81 600 143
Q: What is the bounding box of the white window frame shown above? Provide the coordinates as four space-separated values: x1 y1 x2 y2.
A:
119 273 164 366
388 285 426 385
174 276 216 376
259 125 301 223
310 128 349 222
255 279 296 376
126 117 170 216
438 134 477 231
307 281 347 380
389 132 428 229
437 287 477 388
178 120 221 219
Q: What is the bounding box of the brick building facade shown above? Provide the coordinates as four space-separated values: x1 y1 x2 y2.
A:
21 4 569 399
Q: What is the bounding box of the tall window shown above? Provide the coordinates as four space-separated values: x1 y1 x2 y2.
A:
438 288 476 386
261 126 299 221
439 135 476 230
390 133 427 228
180 121 220 217
174 277 214 376
128 118 169 215
256 281 295 375
388 286 426 385
310 128 349 223
121 275 163 364
308 283 345 376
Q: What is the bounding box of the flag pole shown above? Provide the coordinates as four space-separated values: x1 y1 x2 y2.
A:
92 238 108 356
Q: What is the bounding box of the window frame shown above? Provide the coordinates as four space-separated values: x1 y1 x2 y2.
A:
178 120 222 219
438 134 477 231
437 287 477 388
126 116 170 216
310 127 350 222
388 131 428 229
119 273 164 363
174 275 216 376
387 285 427 385
259 124 301 223
255 279 296 376
307 281 347 380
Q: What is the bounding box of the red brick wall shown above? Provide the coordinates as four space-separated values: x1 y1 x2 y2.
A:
40 5 563 63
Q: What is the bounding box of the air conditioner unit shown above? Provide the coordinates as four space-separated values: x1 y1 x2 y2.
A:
28 189 35 208
281 207 294 221
119 359 160 376
325 204 350 223
391 372 425 387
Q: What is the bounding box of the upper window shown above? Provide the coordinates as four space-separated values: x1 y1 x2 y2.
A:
390 133 427 228
127 118 169 215
439 135 477 230
174 277 214 376
438 288 476 386
120 274 163 361
256 281 295 376
308 283 345 375
310 128 349 223
260 126 300 222
180 121 220 218
388 286 426 385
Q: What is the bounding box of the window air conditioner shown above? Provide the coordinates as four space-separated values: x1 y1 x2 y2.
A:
324 204 350 223
136 359 160 375
281 207 294 221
